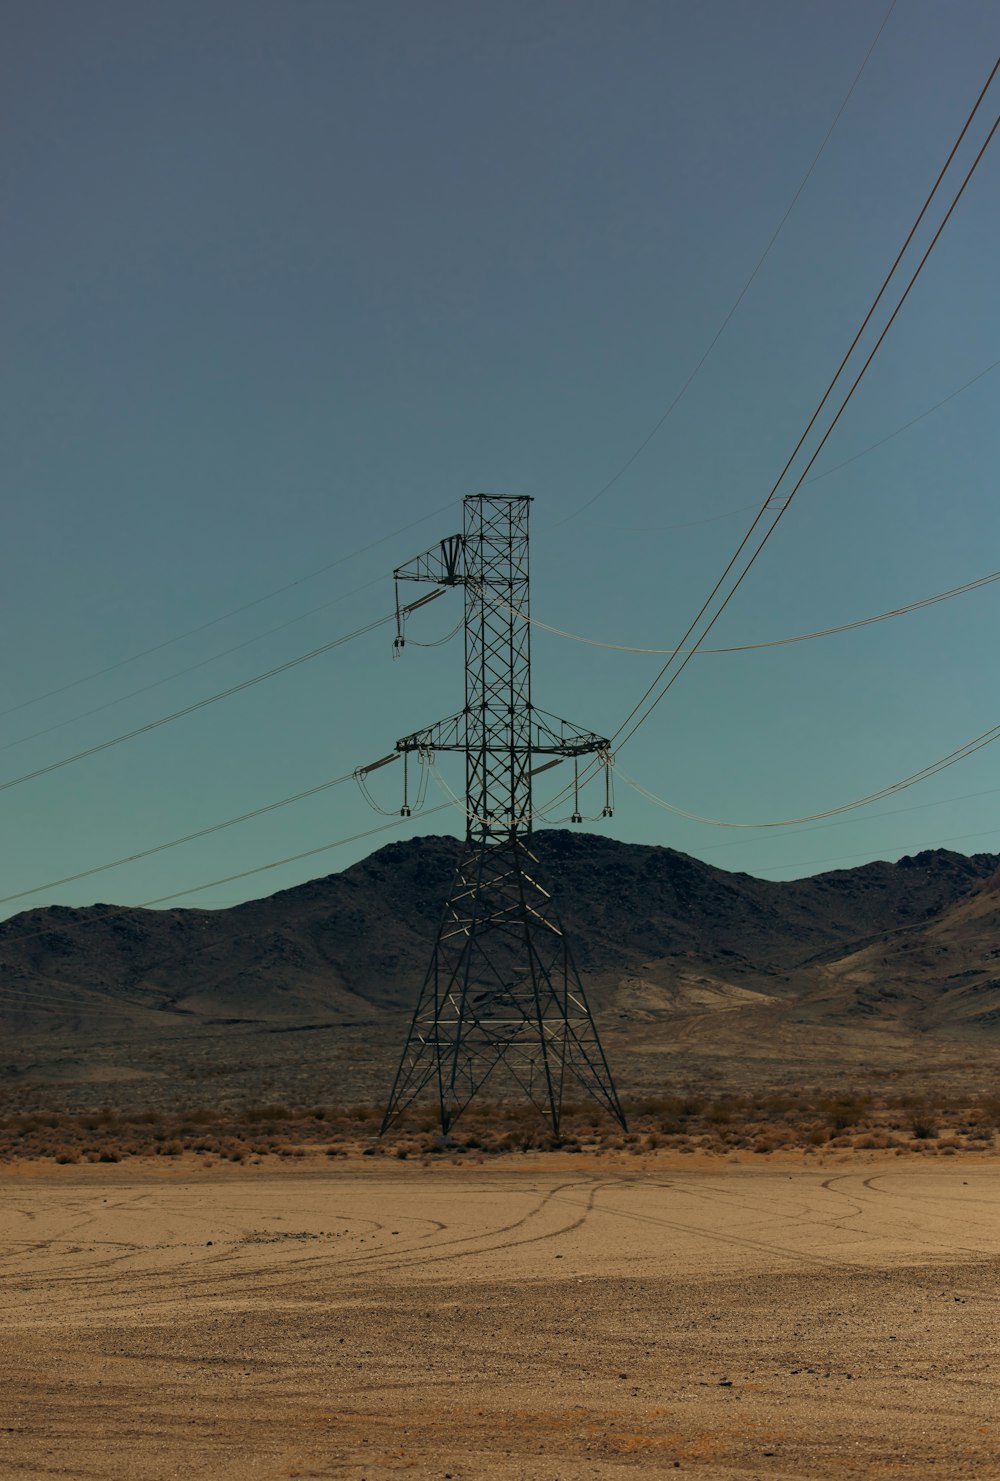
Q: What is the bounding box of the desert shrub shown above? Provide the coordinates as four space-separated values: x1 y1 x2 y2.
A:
244 1103 292 1124
822 1096 868 1133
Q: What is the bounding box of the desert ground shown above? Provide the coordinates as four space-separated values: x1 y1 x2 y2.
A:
2 1153 999 1480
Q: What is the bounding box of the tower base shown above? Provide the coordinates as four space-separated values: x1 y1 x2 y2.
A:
380 834 627 1135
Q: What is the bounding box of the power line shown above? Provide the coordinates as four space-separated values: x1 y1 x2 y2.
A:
0 498 460 725
0 571 388 757
697 783 1000 853
800 356 1000 490
0 772 358 908
750 824 1000 879
0 805 453 1013
574 355 1000 536
137 805 450 908
0 603 419 797
477 71 999 849
527 767 1000 849
615 718 1000 827
489 565 1000 657
610 63 1000 758
0 970 156 1014
535 67 1000 828
0 806 452 962
551 0 897 529
0 987 153 1019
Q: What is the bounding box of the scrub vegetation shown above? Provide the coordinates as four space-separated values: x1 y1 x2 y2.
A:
2 1089 999 1164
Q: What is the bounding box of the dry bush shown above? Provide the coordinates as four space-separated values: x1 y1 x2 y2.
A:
6 1082 998 1165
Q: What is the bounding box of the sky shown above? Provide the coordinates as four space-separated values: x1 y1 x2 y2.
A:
1 0 998 918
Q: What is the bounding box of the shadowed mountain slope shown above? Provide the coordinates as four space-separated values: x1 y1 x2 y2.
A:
0 833 996 1037
809 863 1000 1031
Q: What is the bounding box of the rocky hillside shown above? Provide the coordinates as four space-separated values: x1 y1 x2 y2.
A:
1 832 998 1041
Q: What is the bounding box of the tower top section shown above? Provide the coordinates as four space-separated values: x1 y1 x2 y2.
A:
390 495 608 841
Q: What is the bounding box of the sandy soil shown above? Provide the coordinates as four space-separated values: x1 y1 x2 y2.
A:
2 1157 999 1479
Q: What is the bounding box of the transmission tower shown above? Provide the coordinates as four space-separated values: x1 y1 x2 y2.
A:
379 494 626 1136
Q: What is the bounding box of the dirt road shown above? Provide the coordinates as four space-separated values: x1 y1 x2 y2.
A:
2 1158 998 1478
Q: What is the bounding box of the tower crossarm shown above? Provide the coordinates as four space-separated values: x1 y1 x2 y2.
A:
396 711 466 753
394 534 465 587
396 706 608 757
529 707 609 756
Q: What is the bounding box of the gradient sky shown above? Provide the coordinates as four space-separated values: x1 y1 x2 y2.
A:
1 0 998 918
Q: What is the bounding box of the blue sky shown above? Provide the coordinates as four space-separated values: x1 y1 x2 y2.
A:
1 0 998 916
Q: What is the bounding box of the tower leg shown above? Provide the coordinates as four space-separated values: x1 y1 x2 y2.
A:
380 834 627 1134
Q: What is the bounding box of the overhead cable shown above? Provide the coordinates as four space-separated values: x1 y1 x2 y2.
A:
697 782 1000 854
401 614 465 649
749 823 1000 878
0 806 453 970
610 61 1000 758
0 593 443 797
0 498 460 724
0 984 154 1019
552 0 897 529
490 566 1000 657
356 752 433 817
0 772 359 907
539 65 1000 826
0 570 386 757
135 805 452 908
801 356 1000 489
577 355 1000 535
614 719 1000 827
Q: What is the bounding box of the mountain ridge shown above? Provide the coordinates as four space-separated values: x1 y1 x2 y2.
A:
1 832 997 1041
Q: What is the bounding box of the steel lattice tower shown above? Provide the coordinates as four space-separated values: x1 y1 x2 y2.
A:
380 494 626 1136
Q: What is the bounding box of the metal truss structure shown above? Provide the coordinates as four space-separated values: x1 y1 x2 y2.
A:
380 494 626 1136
